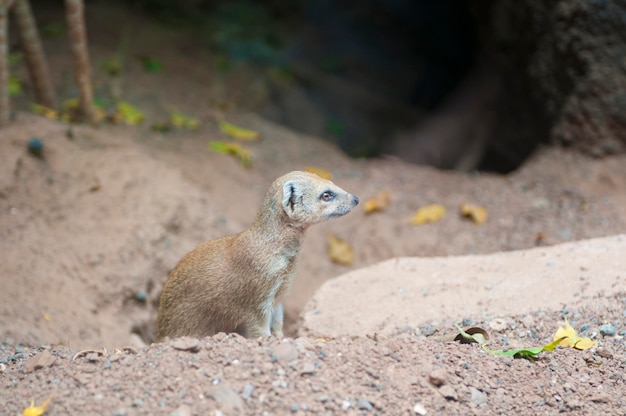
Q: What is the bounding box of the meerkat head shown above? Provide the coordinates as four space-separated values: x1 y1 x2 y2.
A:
277 171 359 226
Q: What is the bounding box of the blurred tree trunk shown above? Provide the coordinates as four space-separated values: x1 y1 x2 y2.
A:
12 0 56 108
0 0 13 126
65 0 94 123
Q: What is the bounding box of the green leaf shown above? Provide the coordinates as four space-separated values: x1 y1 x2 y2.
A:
483 337 567 360
9 76 22 96
138 56 163 73
455 326 489 345
101 58 123 76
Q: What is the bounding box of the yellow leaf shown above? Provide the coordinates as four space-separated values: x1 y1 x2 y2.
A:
61 98 107 123
553 318 598 350
305 166 333 180
409 204 446 225
572 337 598 350
170 112 199 130
114 101 144 125
460 203 488 225
31 104 58 121
327 233 353 266
218 120 260 141
363 190 391 214
208 141 252 168
23 396 53 416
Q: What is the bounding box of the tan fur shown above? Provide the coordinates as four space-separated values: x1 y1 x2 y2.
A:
156 171 358 340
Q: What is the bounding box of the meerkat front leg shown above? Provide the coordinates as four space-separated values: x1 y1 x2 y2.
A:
270 303 284 338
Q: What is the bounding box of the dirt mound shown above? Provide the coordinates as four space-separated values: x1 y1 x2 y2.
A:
1 112 626 414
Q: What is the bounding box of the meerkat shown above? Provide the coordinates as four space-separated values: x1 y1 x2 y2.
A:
156 171 358 340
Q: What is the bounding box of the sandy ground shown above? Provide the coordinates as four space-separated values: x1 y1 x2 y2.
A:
1 112 626 415
2 4 626 414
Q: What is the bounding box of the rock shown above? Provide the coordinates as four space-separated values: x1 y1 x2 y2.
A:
439 385 458 401
357 399 373 411
208 384 243 409
599 324 616 337
300 362 316 375
413 402 427 415
270 343 298 363
171 337 201 352
242 383 254 400
589 393 610 404
420 325 437 337
25 350 57 372
171 404 192 416
470 388 486 406
489 318 507 332
428 368 447 387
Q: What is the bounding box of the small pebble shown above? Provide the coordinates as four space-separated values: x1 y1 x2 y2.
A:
413 402 427 415
461 318 473 326
420 325 437 337
428 368 447 387
357 399 373 411
580 324 590 332
27 138 44 158
341 400 351 410
291 404 299 412
132 399 143 407
25 350 57 372
271 343 298 363
171 337 200 352
300 362 316 375
599 324 616 337
489 318 507 332
114 409 127 416
208 384 243 409
439 385 458 401
596 348 613 359
470 388 486 406
242 383 254 400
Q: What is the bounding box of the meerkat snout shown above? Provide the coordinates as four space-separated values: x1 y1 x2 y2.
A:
156 171 358 341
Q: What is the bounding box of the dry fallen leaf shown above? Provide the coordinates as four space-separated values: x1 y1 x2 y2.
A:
218 120 260 141
208 141 252 168
553 318 598 350
305 166 333 180
409 204 446 225
22 396 53 416
327 233 353 265
31 104 58 121
460 203 488 225
363 190 391 214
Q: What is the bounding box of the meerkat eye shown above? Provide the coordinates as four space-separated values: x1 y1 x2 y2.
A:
320 191 335 202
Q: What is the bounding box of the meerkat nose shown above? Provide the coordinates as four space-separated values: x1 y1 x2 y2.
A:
352 195 359 206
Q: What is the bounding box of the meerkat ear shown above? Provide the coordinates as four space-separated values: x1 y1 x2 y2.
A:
282 181 302 213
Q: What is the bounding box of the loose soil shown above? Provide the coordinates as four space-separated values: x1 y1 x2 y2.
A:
2 3 626 415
